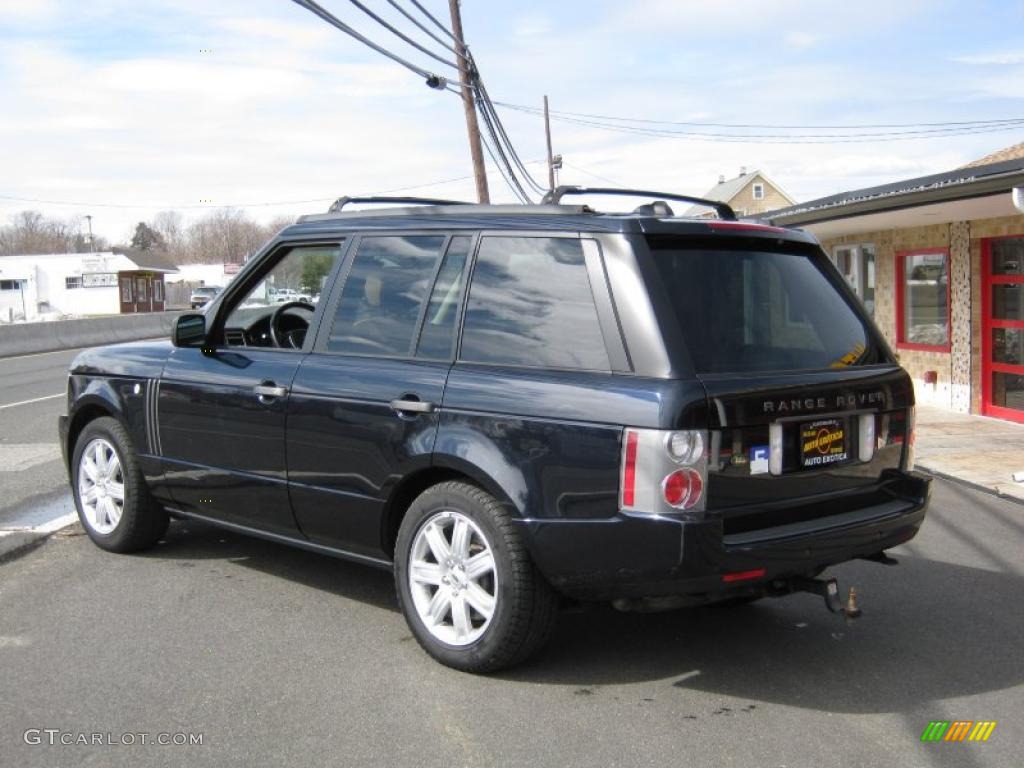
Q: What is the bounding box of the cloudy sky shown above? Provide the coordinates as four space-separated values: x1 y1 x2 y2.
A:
2 0 1023 242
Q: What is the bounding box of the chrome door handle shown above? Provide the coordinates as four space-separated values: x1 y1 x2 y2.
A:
390 398 435 414
254 384 288 399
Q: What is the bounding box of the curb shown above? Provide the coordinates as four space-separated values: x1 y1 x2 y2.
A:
916 464 1024 507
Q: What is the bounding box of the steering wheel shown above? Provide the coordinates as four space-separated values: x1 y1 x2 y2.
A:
269 301 315 349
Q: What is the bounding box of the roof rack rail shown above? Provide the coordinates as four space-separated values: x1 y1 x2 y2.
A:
327 195 473 213
540 186 737 221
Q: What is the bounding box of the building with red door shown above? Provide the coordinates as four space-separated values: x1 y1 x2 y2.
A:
0 248 177 322
766 141 1024 424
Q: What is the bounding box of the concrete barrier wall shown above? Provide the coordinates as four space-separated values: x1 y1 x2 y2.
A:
0 312 180 358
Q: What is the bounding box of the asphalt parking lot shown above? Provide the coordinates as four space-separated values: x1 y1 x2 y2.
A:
1 349 1021 767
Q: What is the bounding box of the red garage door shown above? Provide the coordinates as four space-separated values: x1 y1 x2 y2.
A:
983 236 1024 423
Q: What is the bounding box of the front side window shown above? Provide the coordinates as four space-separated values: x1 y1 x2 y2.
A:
649 241 882 374
136 278 148 302
752 183 765 200
65 276 82 290
120 278 132 303
224 244 342 349
898 249 950 350
327 235 446 356
460 237 610 371
153 280 164 302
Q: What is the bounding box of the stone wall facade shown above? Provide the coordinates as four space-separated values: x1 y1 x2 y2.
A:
820 213 1024 417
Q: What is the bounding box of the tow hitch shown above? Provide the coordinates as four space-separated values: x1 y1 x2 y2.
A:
790 576 862 620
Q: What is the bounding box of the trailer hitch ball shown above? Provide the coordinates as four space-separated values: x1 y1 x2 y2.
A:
844 586 862 620
791 576 862 619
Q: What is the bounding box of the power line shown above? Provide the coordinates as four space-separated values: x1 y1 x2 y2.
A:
561 161 624 187
495 104 1024 144
479 131 528 204
384 0 466 60
475 77 547 195
289 0 538 201
344 0 458 69
475 93 532 203
289 0 436 79
407 0 458 43
494 101 1024 131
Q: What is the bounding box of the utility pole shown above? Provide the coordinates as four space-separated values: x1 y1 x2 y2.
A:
448 0 489 203
544 95 555 194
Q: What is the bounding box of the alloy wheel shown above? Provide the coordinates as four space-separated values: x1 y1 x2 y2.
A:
77 437 125 535
408 510 498 646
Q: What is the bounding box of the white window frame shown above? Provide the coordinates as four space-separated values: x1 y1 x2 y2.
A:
752 183 765 200
831 243 876 316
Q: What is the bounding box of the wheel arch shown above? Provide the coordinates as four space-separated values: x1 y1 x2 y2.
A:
380 459 520 558
65 392 123 464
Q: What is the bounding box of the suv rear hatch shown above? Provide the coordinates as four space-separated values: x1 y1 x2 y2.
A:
646 234 913 535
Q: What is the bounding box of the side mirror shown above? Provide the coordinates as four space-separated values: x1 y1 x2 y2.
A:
172 312 206 348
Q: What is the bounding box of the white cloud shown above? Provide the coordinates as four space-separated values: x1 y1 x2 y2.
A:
953 51 1024 65
784 31 823 49
2 0 1022 243
0 0 58 21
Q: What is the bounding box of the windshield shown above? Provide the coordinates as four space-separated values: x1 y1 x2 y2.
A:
649 240 887 374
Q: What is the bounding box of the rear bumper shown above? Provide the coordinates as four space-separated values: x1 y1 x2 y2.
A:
519 470 931 601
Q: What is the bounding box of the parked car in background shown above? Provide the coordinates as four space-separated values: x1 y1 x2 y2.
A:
270 288 314 305
189 285 222 309
59 189 930 673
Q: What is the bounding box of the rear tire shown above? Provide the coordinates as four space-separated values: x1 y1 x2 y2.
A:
71 416 169 553
394 481 558 673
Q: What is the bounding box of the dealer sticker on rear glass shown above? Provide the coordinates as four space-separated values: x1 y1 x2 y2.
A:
800 419 848 468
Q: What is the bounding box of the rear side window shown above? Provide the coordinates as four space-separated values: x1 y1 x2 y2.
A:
327 235 446 356
650 241 883 374
460 236 610 371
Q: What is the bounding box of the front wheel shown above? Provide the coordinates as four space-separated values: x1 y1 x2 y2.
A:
394 481 558 673
72 416 169 552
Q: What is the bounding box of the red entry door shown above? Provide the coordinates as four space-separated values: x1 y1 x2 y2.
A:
982 236 1024 423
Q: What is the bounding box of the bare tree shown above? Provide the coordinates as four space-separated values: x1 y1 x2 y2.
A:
183 208 270 264
151 210 187 263
0 211 108 255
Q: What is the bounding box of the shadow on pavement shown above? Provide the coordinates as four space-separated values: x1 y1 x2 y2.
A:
507 554 1023 712
145 518 1022 713
142 518 399 612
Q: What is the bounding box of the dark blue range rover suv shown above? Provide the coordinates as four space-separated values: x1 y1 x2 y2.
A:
59 188 930 672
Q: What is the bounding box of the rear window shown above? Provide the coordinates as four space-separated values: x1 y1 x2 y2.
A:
649 241 885 374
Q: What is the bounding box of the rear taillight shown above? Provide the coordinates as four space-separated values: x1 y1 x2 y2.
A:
662 468 703 509
620 428 708 517
622 430 639 506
